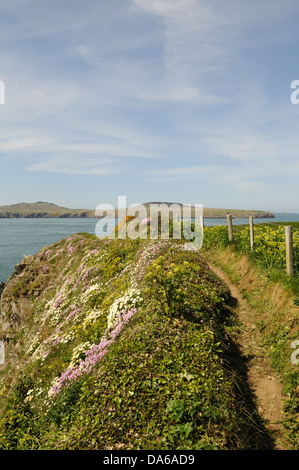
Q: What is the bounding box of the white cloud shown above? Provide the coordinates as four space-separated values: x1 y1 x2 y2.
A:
0 1 298 210
204 131 281 163
148 165 214 176
133 0 194 16
75 45 91 60
28 157 120 176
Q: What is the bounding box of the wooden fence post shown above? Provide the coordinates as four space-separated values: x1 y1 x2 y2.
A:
227 213 234 242
249 216 254 250
285 226 294 277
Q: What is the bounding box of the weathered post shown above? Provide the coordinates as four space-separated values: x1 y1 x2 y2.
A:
227 213 234 242
285 226 294 277
249 216 254 250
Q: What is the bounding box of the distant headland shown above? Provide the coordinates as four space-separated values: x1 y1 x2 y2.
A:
0 201 275 219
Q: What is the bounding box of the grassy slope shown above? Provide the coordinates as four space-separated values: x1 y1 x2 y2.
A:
0 201 94 217
0 234 275 450
201 226 299 449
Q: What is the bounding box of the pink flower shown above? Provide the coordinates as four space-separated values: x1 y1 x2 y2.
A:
54 297 64 308
72 278 80 291
82 267 93 281
42 264 49 274
67 306 80 319
49 307 139 396
67 243 77 254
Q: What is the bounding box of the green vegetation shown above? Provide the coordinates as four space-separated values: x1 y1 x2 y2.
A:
203 222 299 295
0 232 276 449
202 223 299 448
0 201 94 218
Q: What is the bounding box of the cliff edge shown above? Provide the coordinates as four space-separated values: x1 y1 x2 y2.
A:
0 231 276 450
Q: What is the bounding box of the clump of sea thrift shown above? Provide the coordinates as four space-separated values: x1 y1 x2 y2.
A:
54 297 65 308
67 243 77 254
66 306 80 320
42 264 49 274
88 249 98 256
49 308 138 397
107 288 142 330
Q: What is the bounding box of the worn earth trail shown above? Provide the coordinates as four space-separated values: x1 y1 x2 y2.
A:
208 262 289 450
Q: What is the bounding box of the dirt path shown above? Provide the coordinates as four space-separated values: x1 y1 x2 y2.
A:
209 263 289 450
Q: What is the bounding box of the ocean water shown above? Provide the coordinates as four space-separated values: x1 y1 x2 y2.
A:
0 218 102 283
1 214 299 283
203 213 299 226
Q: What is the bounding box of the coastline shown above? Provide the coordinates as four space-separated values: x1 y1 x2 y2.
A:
0 201 275 219
3 213 299 284
0 212 275 219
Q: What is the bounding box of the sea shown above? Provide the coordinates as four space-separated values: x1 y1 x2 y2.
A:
1 213 299 284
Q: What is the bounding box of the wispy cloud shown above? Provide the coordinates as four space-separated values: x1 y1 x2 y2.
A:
28 156 120 176
0 1 299 210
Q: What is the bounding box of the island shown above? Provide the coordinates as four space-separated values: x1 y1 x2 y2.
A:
0 201 275 219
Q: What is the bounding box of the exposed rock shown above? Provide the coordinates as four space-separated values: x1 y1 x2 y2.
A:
0 282 5 298
0 254 37 341
8 255 35 280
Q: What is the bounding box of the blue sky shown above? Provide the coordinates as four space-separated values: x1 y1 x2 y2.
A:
1 0 299 212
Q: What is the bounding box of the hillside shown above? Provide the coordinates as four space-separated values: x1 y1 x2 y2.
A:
0 229 277 450
0 201 94 218
0 201 274 219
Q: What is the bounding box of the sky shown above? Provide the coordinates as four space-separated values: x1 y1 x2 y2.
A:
1 0 299 213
